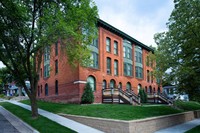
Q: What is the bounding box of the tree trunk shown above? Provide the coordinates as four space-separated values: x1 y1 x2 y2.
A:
30 93 38 118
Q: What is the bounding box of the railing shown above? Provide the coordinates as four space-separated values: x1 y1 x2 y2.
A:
157 93 173 104
125 89 140 104
102 88 140 105
147 92 173 104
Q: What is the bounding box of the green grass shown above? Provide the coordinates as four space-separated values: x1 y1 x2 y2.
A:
175 101 200 111
21 100 183 120
185 125 200 133
0 102 76 133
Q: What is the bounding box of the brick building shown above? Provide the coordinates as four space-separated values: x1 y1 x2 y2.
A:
37 19 161 103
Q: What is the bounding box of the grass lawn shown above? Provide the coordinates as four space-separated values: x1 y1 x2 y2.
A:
185 125 200 133
174 101 200 111
0 102 76 133
21 100 183 120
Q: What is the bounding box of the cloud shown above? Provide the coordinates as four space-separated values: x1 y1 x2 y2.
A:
94 0 174 47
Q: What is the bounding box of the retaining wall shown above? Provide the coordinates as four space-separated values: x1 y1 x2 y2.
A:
60 110 200 133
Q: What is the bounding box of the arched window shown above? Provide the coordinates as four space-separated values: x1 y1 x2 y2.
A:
126 82 131 91
102 80 107 89
55 80 58 95
149 86 152 94
106 37 111 52
118 82 122 89
45 83 48 96
138 84 142 93
145 86 147 93
158 87 161 94
110 79 116 88
87 76 96 91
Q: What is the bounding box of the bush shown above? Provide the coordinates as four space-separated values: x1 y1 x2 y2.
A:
139 89 147 103
81 83 94 104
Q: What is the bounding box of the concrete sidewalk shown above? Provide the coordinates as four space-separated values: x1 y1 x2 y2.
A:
154 118 200 133
8 100 104 133
0 106 39 133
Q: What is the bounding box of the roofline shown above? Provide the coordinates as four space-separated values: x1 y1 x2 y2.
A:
97 19 154 52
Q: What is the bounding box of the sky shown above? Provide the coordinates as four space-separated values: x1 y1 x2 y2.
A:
93 0 174 47
0 1 174 68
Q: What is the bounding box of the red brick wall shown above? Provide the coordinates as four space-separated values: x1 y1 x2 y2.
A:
37 25 161 103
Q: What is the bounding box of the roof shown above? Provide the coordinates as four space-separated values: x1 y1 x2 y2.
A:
97 19 154 52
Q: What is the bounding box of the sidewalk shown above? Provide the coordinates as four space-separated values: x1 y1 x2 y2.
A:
154 118 200 133
8 100 104 133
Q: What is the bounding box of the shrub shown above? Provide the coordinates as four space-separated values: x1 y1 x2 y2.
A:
139 89 147 103
81 83 94 104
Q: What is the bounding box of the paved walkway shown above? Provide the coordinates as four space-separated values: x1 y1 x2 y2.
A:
154 118 200 133
0 106 39 133
8 100 104 133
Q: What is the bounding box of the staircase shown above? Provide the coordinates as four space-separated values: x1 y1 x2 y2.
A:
102 88 140 105
147 93 173 104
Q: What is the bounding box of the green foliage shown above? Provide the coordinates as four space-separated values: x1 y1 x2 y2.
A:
0 102 76 133
21 100 182 120
81 83 94 104
175 100 200 111
0 0 98 116
139 89 147 103
154 0 200 101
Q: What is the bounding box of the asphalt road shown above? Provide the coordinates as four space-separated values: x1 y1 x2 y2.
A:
0 112 20 133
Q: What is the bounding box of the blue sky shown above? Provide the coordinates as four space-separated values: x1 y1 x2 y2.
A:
93 0 174 47
0 1 174 68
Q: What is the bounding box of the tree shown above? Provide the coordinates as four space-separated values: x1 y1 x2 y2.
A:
154 0 200 101
139 89 147 103
81 82 94 104
0 0 98 118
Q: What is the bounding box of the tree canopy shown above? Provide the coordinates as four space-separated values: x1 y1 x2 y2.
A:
0 0 98 117
154 0 200 101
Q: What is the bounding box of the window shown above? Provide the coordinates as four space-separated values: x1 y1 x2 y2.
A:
135 51 142 63
118 82 122 89
147 70 150 82
138 84 142 93
124 63 133 76
44 64 50 77
92 38 98 48
126 82 131 91
90 52 99 68
114 60 118 76
55 41 58 56
114 41 118 55
87 76 96 91
44 46 50 78
107 57 111 74
44 46 50 62
40 68 42 78
106 37 111 52
55 60 58 74
123 46 132 59
123 46 126 57
110 79 116 88
102 80 107 89
55 80 58 95
135 66 143 79
45 83 48 96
